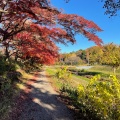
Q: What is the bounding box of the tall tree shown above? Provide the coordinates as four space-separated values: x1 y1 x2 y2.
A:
0 0 103 65
101 43 120 73
86 46 103 65
102 0 120 16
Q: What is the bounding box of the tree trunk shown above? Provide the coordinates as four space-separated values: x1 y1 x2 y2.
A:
15 54 18 62
113 67 116 74
5 46 10 61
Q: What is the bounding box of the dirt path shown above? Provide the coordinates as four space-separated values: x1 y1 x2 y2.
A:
13 70 74 120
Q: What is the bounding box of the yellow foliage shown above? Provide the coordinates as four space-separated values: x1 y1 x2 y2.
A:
77 75 120 120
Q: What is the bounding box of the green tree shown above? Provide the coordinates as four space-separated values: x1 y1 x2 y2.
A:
101 43 120 73
86 46 103 65
76 50 87 62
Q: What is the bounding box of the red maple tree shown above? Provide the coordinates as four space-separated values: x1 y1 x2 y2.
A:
0 0 103 65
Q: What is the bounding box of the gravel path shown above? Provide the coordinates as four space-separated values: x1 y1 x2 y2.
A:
17 70 74 120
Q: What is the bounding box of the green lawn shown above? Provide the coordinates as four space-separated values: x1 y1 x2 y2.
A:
46 66 89 88
88 65 120 79
46 65 120 89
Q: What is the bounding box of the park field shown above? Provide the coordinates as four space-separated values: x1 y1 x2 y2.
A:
46 65 120 88
46 65 120 120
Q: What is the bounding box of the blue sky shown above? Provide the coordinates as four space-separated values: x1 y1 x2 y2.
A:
51 0 120 53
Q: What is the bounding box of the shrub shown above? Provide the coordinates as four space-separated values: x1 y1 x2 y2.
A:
80 69 86 72
6 71 22 83
0 57 6 75
77 75 120 120
55 66 71 81
0 76 12 98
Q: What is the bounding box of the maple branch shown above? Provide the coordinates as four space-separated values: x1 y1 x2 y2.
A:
0 9 16 14
0 9 8 13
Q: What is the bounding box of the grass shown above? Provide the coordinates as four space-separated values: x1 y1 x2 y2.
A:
46 66 89 89
88 65 120 79
0 87 19 119
46 67 63 91
46 65 120 120
46 66 89 119
67 65 120 81
72 74 89 86
0 68 34 120
46 65 120 91
88 65 119 73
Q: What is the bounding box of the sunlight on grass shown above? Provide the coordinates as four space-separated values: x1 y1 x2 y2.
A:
17 69 33 81
46 68 63 91
88 65 120 79
71 75 88 87
46 66 89 89
16 83 25 90
16 68 34 91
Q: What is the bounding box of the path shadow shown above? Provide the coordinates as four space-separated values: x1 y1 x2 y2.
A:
8 73 74 120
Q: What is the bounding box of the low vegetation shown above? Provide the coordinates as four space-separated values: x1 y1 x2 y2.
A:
0 60 20 119
0 54 41 120
46 65 120 120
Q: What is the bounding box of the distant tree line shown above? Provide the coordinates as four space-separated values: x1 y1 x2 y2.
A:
59 43 120 73
59 50 87 65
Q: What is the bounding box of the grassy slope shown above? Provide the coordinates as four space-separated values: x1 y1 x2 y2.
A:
0 68 34 120
46 65 120 89
46 66 89 89
46 65 120 120
88 65 120 79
